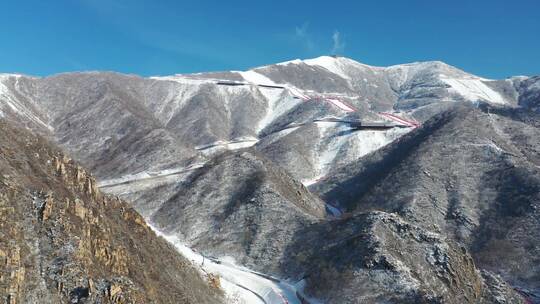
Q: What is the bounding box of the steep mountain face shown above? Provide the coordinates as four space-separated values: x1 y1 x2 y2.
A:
151 149 326 273
516 76 540 112
1 56 538 303
0 121 222 304
283 211 522 304
312 104 540 297
0 57 530 181
0 72 202 178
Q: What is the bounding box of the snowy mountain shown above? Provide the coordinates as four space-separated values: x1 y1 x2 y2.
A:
0 56 539 303
1 57 533 182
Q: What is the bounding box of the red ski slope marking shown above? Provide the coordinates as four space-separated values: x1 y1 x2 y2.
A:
325 97 357 112
288 87 310 101
276 290 289 304
215 80 356 114
379 112 420 128
289 87 357 113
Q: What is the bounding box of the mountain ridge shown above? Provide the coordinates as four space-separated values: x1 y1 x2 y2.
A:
1 56 539 303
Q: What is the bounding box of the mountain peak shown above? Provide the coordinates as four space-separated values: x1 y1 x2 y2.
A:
273 55 375 69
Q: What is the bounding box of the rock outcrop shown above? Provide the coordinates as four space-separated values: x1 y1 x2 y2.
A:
313 104 539 301
151 149 326 274
0 121 222 304
283 211 523 303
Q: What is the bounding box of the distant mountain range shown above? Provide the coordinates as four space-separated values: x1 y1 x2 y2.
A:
1 56 539 303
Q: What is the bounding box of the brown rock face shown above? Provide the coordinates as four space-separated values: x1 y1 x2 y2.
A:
0 121 223 304
0 246 25 304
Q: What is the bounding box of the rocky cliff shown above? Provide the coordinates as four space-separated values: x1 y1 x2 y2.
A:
0 121 223 304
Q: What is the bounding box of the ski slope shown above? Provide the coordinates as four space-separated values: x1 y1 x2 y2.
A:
440 75 507 104
149 224 305 304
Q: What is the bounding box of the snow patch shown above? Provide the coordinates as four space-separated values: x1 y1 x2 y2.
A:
312 122 410 179
239 70 277 86
301 174 325 187
440 75 507 104
316 123 349 176
275 59 303 66
257 90 301 133
195 138 259 155
98 163 206 188
273 56 379 80
304 56 351 80
325 98 356 112
0 74 52 130
148 224 302 304
152 81 202 124
150 75 215 85
259 126 302 147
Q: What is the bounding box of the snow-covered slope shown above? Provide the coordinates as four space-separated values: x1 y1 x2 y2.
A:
0 56 537 303
272 57 513 107
0 57 520 183
150 224 305 304
0 74 51 130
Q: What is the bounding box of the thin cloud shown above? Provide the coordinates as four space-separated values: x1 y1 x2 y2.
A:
294 22 314 52
295 22 309 37
331 30 346 55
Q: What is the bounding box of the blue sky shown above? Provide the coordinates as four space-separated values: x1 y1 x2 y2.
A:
0 0 538 78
